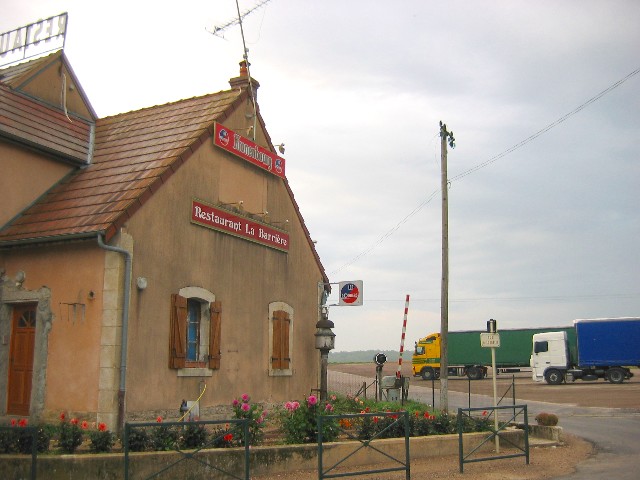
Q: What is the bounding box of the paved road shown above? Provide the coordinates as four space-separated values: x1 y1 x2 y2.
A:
410 380 640 480
329 370 640 480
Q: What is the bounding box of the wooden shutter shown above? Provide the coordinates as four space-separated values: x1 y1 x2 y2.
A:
209 301 222 369
271 310 291 370
169 294 188 368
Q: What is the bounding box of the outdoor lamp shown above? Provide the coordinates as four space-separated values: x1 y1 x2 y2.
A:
315 306 335 351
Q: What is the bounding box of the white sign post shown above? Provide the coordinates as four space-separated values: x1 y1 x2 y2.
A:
481 331 501 453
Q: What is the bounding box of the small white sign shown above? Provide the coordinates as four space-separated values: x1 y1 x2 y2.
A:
480 333 500 348
338 280 363 306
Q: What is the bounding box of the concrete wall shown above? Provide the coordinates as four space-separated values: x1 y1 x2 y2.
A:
0 431 526 480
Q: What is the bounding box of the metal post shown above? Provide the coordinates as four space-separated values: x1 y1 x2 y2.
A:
320 349 329 402
491 346 500 453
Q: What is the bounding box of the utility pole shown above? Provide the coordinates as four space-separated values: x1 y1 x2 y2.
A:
439 121 455 412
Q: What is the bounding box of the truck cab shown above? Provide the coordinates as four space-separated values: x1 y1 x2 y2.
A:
530 331 569 384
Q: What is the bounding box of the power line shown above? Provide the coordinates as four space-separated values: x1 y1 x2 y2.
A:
329 66 640 275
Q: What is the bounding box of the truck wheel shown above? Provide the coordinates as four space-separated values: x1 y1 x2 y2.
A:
467 367 483 380
421 367 434 381
606 368 625 384
544 369 564 385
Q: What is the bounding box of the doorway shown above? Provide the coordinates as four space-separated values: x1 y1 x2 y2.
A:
7 304 37 415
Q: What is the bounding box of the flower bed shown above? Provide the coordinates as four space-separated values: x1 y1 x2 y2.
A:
0 393 493 455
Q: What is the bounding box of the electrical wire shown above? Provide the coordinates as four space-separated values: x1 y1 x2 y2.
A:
329 66 640 275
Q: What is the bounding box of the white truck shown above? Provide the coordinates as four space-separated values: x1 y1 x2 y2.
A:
530 317 640 384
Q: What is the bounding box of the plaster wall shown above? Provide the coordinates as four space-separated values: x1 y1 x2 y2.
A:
0 143 72 227
0 243 106 420
121 112 324 416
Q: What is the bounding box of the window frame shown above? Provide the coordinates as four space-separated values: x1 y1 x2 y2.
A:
169 287 220 376
268 302 293 377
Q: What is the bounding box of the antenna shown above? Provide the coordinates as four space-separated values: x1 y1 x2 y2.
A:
208 1 271 141
208 0 271 38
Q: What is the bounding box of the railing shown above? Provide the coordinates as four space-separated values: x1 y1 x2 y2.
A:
317 411 410 480
457 405 529 473
0 424 39 480
123 418 250 480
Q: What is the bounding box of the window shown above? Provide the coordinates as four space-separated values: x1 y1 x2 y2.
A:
269 302 293 376
169 288 221 371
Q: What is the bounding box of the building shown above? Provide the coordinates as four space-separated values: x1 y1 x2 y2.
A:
0 50 330 431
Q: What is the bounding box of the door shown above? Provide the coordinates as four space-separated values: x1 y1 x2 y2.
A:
7 304 37 415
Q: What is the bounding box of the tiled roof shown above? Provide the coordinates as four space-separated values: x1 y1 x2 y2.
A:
0 89 245 244
0 85 93 164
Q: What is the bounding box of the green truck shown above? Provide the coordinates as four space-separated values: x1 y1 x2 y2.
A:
412 326 574 380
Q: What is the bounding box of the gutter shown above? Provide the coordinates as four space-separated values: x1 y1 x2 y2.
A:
97 233 132 433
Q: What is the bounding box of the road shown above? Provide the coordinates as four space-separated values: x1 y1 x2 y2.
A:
329 365 640 479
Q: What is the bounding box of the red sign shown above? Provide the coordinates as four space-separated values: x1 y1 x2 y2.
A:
191 199 289 252
213 123 286 179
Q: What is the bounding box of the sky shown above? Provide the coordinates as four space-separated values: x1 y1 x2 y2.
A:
2 1 639 353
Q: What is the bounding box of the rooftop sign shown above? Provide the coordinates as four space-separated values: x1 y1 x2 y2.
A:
0 13 68 66
213 123 286 179
191 199 289 252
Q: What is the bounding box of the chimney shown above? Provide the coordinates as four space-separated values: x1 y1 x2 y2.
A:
229 60 260 98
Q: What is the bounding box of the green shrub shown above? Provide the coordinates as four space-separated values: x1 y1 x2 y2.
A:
151 417 179 451
534 412 559 426
279 396 339 444
88 423 115 453
230 394 267 446
126 427 150 452
179 422 208 449
58 416 85 454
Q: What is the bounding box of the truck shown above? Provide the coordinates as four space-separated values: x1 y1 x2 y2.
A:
412 326 573 380
530 317 640 384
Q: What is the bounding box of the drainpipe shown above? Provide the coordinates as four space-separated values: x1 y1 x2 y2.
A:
97 233 132 433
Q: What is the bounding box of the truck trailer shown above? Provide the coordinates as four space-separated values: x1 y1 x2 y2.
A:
530 317 640 384
412 326 573 380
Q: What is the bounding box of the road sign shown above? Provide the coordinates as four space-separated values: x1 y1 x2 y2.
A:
338 281 363 306
480 333 501 348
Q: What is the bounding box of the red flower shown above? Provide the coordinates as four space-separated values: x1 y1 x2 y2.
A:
59 412 66 422
156 416 163 423
10 419 17 427
98 422 108 432
224 433 233 442
18 418 28 427
70 418 79 425
81 421 89 429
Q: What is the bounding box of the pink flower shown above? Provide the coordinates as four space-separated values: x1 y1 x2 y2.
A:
241 393 250 402
293 401 300 410
232 399 239 407
241 402 250 412
330 395 337 401
325 403 333 412
307 395 317 406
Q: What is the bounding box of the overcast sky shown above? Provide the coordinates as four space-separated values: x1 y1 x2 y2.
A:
3 1 639 353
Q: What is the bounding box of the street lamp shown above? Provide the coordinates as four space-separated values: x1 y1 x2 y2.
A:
315 306 335 401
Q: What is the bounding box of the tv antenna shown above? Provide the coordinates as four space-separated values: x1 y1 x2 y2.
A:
207 0 271 38
207 1 272 141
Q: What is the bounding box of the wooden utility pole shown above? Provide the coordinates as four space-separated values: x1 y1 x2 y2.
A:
439 121 455 412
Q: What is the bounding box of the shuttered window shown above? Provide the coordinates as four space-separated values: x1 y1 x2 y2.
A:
169 294 187 368
271 310 290 370
209 301 222 369
169 293 221 370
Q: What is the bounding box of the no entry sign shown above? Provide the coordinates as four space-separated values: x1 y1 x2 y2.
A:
338 281 363 306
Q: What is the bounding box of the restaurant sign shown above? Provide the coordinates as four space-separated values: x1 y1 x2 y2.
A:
0 13 68 66
191 199 289 252
213 123 286 179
